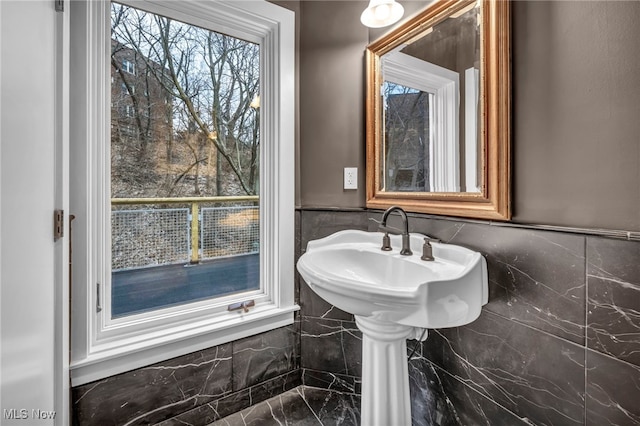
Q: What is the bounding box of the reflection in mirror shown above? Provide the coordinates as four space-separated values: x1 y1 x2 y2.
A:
380 2 480 193
365 0 511 220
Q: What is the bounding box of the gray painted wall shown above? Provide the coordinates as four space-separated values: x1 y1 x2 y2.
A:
513 1 640 231
299 0 640 232
299 0 368 208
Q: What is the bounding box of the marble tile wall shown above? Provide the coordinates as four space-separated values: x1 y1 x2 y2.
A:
72 322 301 426
298 209 640 426
72 209 640 425
210 386 361 425
298 210 369 395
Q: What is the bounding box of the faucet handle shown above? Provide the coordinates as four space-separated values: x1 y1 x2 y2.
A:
381 232 392 251
421 237 436 261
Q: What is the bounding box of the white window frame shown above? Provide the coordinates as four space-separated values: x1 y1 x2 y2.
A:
382 50 460 192
465 67 480 193
69 0 296 386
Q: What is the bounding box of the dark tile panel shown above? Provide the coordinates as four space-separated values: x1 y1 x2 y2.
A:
232 323 300 390
209 388 319 426
408 357 460 426
159 371 301 426
158 390 250 426
209 386 360 426
72 344 233 426
248 370 302 406
400 215 587 345
299 279 354 322
408 357 532 426
587 237 640 367
422 311 585 426
301 368 361 394
298 210 369 321
299 386 361 425
298 210 370 244
300 317 362 378
586 349 640 425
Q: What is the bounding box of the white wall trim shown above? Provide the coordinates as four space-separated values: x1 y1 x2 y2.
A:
54 3 70 424
464 67 480 193
0 0 4 415
70 306 297 386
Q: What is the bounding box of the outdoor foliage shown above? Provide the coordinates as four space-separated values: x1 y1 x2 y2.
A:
383 82 431 192
111 3 261 198
109 3 261 271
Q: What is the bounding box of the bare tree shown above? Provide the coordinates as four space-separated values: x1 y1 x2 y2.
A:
111 3 260 197
384 82 430 191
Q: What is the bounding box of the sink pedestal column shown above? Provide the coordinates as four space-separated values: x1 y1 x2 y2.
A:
355 316 416 426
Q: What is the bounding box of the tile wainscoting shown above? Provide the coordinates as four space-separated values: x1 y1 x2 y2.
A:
72 322 301 426
72 209 640 425
298 209 640 426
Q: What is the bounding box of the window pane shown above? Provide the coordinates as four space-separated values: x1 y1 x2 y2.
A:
110 2 261 318
382 82 432 192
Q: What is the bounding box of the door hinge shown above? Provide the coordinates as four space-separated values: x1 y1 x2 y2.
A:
55 0 64 12
96 282 103 313
54 210 64 241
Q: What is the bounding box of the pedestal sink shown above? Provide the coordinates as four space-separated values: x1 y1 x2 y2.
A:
296 229 488 426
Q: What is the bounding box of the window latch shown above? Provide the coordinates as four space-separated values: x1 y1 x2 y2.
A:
227 300 255 313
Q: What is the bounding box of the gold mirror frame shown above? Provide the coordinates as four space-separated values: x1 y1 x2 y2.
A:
365 0 511 220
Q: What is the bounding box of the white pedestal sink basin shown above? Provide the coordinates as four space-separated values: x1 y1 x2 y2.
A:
297 229 488 426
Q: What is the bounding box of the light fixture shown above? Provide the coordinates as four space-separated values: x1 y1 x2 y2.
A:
360 0 404 28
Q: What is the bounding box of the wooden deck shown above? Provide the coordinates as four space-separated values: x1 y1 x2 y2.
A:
112 253 259 318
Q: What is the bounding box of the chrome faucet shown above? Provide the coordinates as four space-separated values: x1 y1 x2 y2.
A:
379 206 413 256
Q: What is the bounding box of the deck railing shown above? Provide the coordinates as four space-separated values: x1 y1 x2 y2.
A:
111 196 259 271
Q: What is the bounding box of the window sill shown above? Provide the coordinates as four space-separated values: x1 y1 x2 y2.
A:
70 304 299 386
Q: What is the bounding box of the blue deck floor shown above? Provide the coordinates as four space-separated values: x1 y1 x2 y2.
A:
112 253 259 318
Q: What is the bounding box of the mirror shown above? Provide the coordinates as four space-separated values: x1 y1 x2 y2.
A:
365 0 511 220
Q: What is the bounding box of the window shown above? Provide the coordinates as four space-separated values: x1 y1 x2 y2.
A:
383 83 433 192
119 82 132 94
70 0 295 385
122 58 136 74
122 104 134 117
382 51 460 192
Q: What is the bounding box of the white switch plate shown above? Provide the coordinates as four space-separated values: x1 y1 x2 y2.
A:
344 167 357 190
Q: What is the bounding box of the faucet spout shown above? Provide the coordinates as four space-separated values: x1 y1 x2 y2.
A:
379 206 413 256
